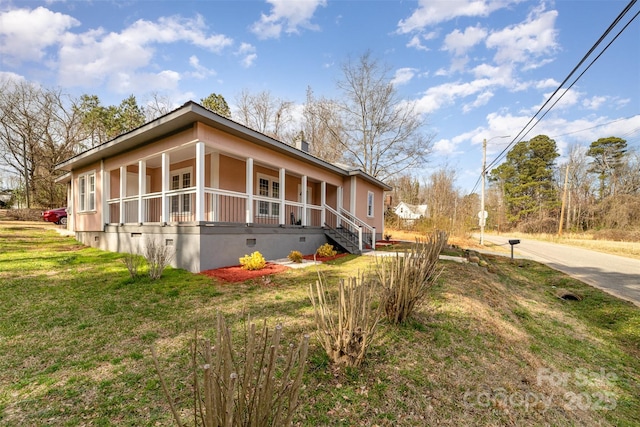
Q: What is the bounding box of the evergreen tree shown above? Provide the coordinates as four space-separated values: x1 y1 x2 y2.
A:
490 135 560 224
201 93 231 118
586 136 627 199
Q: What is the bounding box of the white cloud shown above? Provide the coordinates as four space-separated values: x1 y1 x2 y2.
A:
533 88 582 112
0 71 27 84
236 43 257 68
0 6 79 65
55 14 233 91
188 56 217 79
250 0 327 39
107 70 182 95
535 78 559 89
443 25 487 56
462 91 494 112
582 95 608 110
397 0 521 33
391 68 417 86
486 8 559 66
407 35 428 51
415 78 493 114
406 31 438 51
433 138 459 155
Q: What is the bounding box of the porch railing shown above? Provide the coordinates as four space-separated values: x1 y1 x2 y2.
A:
324 204 364 252
204 188 248 223
106 188 335 229
339 207 376 250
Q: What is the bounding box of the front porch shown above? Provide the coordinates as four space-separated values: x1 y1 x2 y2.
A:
95 141 375 268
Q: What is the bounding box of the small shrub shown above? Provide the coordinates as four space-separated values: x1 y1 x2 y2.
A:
316 243 337 258
375 230 447 324
384 233 392 241
152 313 310 427
288 250 303 263
239 251 266 270
309 273 381 367
144 238 175 280
122 251 145 278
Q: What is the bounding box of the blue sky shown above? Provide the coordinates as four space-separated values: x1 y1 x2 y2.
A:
1 0 639 193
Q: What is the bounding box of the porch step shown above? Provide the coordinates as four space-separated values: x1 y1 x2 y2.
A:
323 226 362 255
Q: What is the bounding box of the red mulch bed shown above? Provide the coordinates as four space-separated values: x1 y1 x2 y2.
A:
201 263 290 283
200 253 350 283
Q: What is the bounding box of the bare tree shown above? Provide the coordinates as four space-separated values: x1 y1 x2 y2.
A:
302 87 344 162
565 144 596 230
234 89 295 142
144 92 175 121
308 51 433 181
386 173 422 205
423 166 460 233
616 148 640 195
0 79 80 208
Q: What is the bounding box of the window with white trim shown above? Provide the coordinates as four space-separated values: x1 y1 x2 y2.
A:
367 191 374 217
257 174 280 217
170 167 192 214
78 171 96 212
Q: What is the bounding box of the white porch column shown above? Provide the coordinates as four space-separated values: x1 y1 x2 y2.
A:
119 166 126 224
301 175 308 226
161 153 170 224
320 181 326 226
138 160 146 224
337 186 343 228
279 167 286 224
68 176 74 231
246 158 253 223
195 141 205 222
211 153 219 221
101 160 109 226
350 176 357 214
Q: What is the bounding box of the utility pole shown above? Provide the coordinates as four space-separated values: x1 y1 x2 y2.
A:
480 135 510 245
558 163 570 236
480 138 487 245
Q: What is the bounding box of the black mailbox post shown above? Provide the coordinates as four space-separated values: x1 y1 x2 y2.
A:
508 239 520 260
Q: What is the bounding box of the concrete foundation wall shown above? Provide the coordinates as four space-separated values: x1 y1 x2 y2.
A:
76 224 328 273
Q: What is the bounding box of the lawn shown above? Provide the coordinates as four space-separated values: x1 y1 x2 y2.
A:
0 224 638 426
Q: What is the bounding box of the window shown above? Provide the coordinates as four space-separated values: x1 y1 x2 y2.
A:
170 168 192 215
257 174 280 217
367 191 374 217
78 171 96 212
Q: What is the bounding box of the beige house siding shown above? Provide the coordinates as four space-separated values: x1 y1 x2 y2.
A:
58 102 391 272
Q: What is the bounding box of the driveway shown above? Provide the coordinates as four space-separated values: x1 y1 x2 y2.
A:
478 234 640 307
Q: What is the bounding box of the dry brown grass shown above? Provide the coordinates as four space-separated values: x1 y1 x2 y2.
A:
504 231 640 260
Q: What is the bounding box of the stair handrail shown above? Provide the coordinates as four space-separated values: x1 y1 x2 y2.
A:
339 207 375 249
323 204 363 252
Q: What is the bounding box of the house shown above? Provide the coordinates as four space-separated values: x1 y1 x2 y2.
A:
56 101 391 273
394 201 429 223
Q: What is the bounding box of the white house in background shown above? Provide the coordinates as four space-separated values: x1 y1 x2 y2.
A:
394 202 429 222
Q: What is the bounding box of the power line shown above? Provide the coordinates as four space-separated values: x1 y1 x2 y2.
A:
490 7 640 166
469 0 639 195
551 115 639 138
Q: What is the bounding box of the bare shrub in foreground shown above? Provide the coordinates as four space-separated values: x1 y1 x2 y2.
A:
152 313 309 427
376 231 447 324
309 273 381 367
144 238 174 280
121 251 145 278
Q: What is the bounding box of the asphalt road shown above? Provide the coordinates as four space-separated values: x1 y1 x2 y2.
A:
477 234 640 307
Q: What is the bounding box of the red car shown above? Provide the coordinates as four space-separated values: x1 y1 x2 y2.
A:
42 207 67 225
